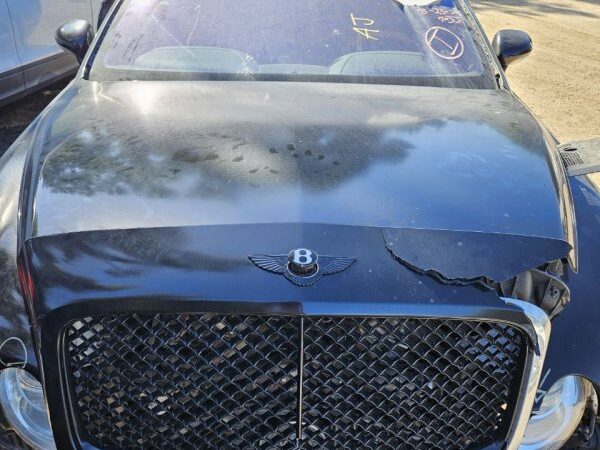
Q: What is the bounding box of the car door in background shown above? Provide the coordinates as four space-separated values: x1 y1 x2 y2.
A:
5 0 92 90
0 0 24 104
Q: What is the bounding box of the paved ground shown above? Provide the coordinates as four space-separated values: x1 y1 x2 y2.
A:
473 0 600 142
0 80 69 155
0 0 599 157
0 79 70 156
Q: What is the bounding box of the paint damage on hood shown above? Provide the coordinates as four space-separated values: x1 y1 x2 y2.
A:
383 228 571 317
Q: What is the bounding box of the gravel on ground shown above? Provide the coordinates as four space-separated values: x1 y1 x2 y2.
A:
473 0 600 142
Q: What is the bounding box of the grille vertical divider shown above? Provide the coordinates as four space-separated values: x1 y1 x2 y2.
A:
64 314 527 449
296 316 305 444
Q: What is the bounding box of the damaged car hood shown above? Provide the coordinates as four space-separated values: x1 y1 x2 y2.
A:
21 80 573 280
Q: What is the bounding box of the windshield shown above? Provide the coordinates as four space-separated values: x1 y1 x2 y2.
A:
90 0 497 89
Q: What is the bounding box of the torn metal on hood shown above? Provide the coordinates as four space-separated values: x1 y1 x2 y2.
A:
382 227 571 317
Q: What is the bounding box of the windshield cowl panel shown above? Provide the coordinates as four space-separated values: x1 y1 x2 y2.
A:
91 0 496 89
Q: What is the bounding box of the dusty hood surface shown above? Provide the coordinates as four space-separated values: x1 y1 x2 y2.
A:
27 80 568 242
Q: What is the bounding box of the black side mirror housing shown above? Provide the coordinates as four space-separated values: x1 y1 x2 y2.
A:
492 30 532 70
55 20 94 64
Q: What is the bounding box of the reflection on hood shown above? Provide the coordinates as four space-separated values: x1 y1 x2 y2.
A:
31 81 564 242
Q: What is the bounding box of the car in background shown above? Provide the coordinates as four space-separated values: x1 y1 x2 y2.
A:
0 0 599 449
0 0 107 106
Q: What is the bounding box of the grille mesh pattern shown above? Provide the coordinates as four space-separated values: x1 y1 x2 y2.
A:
67 314 299 449
302 317 524 450
65 314 525 450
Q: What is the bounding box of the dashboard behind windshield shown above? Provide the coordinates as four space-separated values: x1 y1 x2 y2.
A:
90 0 497 89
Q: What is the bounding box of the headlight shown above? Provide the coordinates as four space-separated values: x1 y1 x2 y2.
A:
0 368 56 450
520 375 595 450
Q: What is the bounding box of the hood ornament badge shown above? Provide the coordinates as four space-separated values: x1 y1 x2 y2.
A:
249 248 356 287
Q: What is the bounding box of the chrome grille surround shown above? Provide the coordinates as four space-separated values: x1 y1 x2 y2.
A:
62 303 549 450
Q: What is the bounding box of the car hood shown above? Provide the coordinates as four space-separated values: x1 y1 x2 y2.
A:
26 80 572 251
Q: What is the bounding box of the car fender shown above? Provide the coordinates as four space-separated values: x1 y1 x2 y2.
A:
542 139 600 396
0 117 39 374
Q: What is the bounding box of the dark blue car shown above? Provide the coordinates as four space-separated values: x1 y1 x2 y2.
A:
0 0 598 449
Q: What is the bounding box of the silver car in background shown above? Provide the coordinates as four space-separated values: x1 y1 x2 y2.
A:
0 0 103 106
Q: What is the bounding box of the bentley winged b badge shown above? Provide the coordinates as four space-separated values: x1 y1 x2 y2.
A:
249 248 356 287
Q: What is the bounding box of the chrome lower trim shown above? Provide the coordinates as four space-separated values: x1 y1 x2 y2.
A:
502 298 551 450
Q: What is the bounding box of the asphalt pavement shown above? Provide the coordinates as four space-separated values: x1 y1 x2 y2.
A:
0 79 70 157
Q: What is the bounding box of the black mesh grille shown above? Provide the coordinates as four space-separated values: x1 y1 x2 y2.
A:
301 317 524 450
65 314 525 450
66 314 299 449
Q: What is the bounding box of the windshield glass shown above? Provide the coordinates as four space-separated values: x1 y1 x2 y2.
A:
91 0 497 89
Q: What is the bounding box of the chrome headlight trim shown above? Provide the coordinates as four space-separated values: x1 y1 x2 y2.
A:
502 298 551 450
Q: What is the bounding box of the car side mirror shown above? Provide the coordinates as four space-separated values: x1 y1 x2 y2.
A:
492 30 532 70
55 20 94 64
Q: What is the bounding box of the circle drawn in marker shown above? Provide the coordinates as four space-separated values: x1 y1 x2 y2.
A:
425 26 464 60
